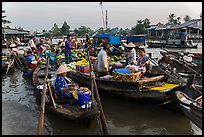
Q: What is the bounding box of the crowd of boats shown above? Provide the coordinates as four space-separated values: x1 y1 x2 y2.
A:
2 34 202 134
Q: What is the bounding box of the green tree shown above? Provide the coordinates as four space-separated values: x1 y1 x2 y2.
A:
51 23 61 36
131 18 150 35
96 27 106 34
167 13 175 25
167 13 181 25
105 27 111 34
110 27 119 35
73 28 79 36
78 26 93 37
61 21 70 36
143 18 151 27
183 15 191 22
174 16 181 25
43 31 52 38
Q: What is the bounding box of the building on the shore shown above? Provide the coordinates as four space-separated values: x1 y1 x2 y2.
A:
146 19 202 40
2 27 30 42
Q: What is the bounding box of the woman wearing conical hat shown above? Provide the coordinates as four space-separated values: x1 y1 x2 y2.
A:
55 64 78 100
124 42 137 65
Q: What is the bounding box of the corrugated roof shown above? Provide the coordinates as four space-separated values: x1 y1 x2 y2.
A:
151 19 202 31
3 32 29 35
169 19 202 30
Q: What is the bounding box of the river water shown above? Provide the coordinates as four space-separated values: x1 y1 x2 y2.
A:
2 43 202 135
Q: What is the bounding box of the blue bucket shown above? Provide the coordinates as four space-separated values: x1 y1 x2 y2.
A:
77 90 91 106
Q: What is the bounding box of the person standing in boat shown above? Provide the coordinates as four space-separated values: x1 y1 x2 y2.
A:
27 36 37 53
55 64 78 100
64 34 73 64
125 42 137 65
97 42 109 77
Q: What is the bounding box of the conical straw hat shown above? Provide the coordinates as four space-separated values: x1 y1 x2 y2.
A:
9 43 17 48
56 64 70 74
126 42 136 48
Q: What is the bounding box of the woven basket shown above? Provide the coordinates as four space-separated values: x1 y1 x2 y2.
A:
112 71 142 82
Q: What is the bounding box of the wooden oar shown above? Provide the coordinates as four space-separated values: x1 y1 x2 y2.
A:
47 80 57 109
87 50 108 135
37 56 50 135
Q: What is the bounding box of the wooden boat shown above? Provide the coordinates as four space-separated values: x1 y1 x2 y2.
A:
147 41 165 48
164 43 198 49
67 71 181 103
175 91 202 129
159 75 202 113
152 50 202 75
32 67 100 121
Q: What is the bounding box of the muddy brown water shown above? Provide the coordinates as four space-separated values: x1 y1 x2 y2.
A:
2 43 202 135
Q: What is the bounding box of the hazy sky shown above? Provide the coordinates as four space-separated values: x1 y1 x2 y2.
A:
2 2 202 32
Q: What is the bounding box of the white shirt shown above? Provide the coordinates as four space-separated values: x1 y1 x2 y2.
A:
28 39 36 48
97 49 108 72
127 48 136 64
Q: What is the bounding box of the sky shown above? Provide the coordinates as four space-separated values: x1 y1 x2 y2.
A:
2 2 202 32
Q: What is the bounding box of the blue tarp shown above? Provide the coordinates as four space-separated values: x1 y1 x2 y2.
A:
127 35 145 43
95 34 121 45
114 68 131 74
109 36 121 45
173 32 188 35
97 34 112 38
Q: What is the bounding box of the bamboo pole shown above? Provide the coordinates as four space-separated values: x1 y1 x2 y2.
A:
87 50 108 135
37 56 50 135
47 81 57 109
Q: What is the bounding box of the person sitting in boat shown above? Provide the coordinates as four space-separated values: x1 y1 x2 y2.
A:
23 50 37 70
36 43 47 57
124 42 137 65
136 48 152 73
55 64 78 100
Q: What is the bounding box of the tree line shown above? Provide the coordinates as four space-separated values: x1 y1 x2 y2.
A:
2 9 202 38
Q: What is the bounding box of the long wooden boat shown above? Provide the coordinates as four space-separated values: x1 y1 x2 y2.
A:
175 91 202 129
67 71 182 103
163 44 198 49
33 67 100 121
147 41 165 48
151 50 202 75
